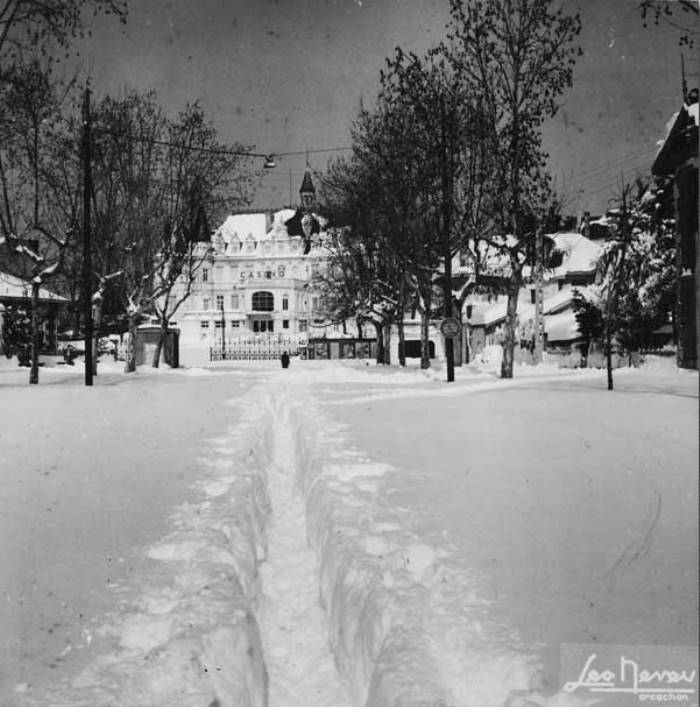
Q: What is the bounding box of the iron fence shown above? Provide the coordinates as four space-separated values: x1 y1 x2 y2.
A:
210 336 302 361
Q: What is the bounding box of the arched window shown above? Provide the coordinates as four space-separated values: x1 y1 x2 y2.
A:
252 291 274 312
282 294 289 311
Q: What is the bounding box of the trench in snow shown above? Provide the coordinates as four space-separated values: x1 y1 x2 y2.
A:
257 398 351 707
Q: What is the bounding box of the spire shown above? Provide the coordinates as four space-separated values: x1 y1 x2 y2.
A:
299 169 315 210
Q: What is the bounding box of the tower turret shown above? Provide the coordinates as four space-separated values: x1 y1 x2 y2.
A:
299 170 315 210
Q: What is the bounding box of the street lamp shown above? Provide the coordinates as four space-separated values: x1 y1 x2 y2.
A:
220 300 226 357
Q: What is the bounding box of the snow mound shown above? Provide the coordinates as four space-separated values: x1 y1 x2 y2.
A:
18 390 273 707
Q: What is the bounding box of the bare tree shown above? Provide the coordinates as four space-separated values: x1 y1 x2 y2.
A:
150 102 256 367
0 60 78 383
87 92 256 371
0 0 127 65
638 0 699 49
447 0 582 378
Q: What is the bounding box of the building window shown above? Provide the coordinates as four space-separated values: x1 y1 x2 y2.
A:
202 298 210 310
312 296 320 312
231 320 240 328
282 295 289 311
201 268 209 282
252 320 275 333
252 291 274 312
299 319 308 332
215 320 223 329
530 289 536 304
200 320 209 329
231 293 239 309
216 294 224 309
283 319 289 329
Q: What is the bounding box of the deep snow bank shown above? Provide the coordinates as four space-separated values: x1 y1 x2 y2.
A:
17 391 274 707
281 383 452 707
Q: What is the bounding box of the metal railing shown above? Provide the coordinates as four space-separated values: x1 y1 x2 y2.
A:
210 336 302 361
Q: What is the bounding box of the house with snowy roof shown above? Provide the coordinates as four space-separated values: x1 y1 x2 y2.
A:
652 89 698 369
0 270 67 357
465 231 603 358
0 237 68 358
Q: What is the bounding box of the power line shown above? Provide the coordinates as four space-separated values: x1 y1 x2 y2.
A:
142 138 351 162
574 144 658 183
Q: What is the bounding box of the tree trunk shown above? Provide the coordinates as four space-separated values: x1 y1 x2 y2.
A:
92 299 103 376
606 326 614 390
152 334 165 368
420 307 430 369
152 315 167 368
125 314 139 373
454 309 463 366
92 337 98 376
397 310 406 367
382 323 391 365
29 282 40 385
374 321 384 364
500 282 520 379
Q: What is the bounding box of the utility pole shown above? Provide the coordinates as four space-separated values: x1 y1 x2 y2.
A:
440 94 455 382
533 228 545 362
82 82 93 386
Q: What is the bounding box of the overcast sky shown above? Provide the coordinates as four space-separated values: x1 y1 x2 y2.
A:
76 0 696 216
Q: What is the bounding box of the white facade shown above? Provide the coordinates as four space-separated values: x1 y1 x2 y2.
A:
172 209 336 364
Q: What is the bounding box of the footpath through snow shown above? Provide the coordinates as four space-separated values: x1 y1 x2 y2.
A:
258 397 351 706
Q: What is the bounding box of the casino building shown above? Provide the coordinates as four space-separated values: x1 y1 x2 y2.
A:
171 171 340 364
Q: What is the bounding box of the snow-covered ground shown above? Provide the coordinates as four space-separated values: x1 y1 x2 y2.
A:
0 356 697 706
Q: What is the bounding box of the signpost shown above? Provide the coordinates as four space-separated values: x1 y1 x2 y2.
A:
440 317 461 339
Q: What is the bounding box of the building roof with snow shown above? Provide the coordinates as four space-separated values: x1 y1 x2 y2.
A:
0 271 67 303
549 232 601 277
652 93 699 176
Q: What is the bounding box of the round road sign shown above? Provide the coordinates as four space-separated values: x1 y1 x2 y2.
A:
440 317 461 338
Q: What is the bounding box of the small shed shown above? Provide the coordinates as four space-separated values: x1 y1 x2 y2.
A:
134 326 180 368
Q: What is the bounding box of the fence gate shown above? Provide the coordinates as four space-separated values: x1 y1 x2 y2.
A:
210 336 301 361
